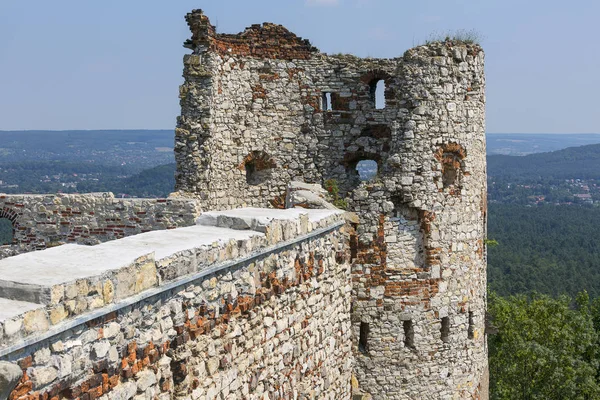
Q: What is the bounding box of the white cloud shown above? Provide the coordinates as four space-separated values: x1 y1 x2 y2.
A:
305 0 340 7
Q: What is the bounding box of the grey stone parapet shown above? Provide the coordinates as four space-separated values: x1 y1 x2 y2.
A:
0 193 202 258
0 208 344 357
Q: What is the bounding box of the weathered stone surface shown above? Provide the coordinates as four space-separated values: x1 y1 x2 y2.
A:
175 9 487 400
285 181 338 210
0 193 201 259
0 362 22 400
1 210 351 400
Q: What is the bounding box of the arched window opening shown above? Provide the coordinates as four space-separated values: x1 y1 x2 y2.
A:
370 79 386 109
356 159 378 181
242 151 276 186
0 218 14 245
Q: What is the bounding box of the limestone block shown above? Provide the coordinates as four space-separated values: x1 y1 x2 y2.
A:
0 362 22 400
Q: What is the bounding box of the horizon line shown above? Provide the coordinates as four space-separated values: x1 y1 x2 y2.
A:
1 130 599 135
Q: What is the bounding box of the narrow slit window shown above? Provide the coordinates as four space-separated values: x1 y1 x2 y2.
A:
468 311 475 339
403 320 415 349
359 322 369 354
441 317 450 343
322 92 333 111
370 79 386 109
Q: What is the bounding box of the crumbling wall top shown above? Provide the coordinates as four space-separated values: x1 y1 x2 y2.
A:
184 9 319 59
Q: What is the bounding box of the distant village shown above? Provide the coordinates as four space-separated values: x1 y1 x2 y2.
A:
489 178 599 205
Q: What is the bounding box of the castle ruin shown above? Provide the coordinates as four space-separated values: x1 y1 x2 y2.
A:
0 9 487 400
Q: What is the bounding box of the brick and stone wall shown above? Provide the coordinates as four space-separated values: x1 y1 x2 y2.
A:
0 193 201 258
0 210 352 400
346 44 488 399
174 9 488 399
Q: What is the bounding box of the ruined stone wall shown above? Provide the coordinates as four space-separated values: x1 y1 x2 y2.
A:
175 10 487 399
0 193 201 257
175 10 402 208
1 210 352 400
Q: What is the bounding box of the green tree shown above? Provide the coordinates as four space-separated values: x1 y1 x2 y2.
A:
488 291 600 400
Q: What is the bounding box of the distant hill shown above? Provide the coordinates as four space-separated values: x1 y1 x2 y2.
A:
488 143 600 181
79 163 176 198
487 133 600 156
0 130 174 169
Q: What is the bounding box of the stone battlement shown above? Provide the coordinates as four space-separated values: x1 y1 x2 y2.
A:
0 209 351 399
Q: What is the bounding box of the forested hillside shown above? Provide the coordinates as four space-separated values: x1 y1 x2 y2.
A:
488 204 600 297
489 143 600 181
78 163 175 197
487 142 600 297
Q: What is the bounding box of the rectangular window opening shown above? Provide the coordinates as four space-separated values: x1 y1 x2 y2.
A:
441 316 450 343
468 311 475 340
322 92 333 111
403 320 415 349
359 322 369 354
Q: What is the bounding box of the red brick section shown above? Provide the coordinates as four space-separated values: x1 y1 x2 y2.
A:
434 142 467 195
9 249 345 400
251 83 267 100
184 9 318 60
352 213 441 308
238 151 277 172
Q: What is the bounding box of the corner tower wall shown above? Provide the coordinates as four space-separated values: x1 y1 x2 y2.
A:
349 45 487 399
176 10 487 399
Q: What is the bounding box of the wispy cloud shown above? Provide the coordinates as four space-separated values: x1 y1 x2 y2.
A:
305 0 340 7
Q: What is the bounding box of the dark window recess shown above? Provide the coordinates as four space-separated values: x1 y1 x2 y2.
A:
0 218 13 245
468 311 475 339
243 151 276 186
370 79 386 109
441 317 450 343
403 320 415 349
359 322 369 354
322 92 333 111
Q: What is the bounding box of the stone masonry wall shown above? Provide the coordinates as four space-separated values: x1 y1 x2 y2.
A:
175 9 488 399
2 211 352 400
0 193 201 258
346 43 488 399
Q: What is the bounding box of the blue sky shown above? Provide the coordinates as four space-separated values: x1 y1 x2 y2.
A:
0 0 598 133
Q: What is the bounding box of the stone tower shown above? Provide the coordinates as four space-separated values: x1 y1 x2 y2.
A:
175 9 487 399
